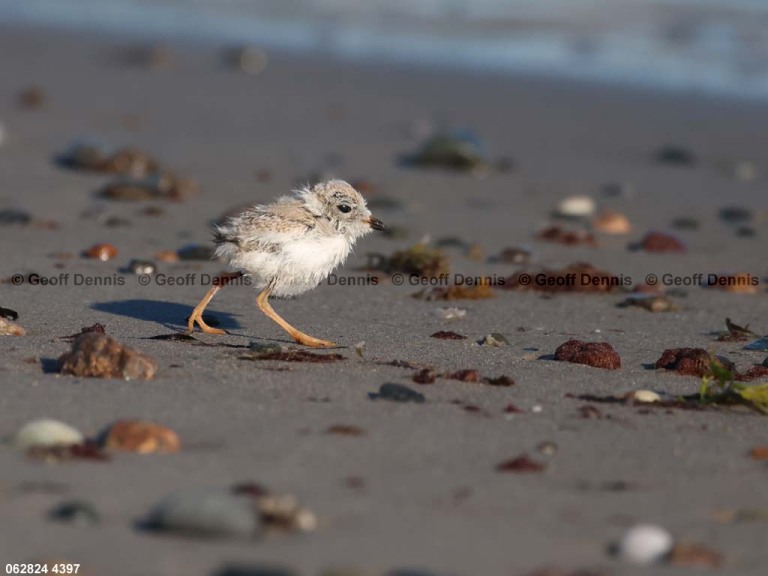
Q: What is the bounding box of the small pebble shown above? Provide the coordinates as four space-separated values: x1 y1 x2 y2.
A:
18 86 47 109
13 419 84 450
83 243 118 261
101 420 180 454
602 182 635 198
370 383 425 403
224 46 269 75
593 210 632 234
634 232 686 253
127 259 155 275
537 441 558 455
257 494 317 532
430 330 466 340
0 209 32 226
719 206 753 224
625 390 661 403
0 317 26 336
154 249 179 262
405 132 488 172
49 500 100 526
496 454 546 473
478 333 508 347
433 307 466 320
730 160 758 181
671 217 699 230
655 146 696 166
248 341 287 355
615 524 674 564
617 295 679 313
555 195 596 218
145 489 261 539
493 246 531 265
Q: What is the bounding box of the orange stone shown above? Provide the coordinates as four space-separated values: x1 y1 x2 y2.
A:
750 446 768 460
154 249 179 262
103 420 180 454
593 210 632 234
84 243 118 261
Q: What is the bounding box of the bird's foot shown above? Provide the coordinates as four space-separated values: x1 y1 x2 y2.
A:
187 313 227 335
293 334 336 348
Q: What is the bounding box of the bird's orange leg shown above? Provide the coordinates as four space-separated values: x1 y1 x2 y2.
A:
256 287 335 348
186 272 242 335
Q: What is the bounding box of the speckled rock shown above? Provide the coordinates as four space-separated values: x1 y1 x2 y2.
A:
58 333 157 380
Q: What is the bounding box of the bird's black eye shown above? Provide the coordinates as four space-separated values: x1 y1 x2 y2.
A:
337 204 352 214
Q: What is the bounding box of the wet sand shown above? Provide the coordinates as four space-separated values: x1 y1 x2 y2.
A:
1 25 767 576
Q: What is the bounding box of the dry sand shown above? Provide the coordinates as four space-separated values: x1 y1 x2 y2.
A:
1 25 767 576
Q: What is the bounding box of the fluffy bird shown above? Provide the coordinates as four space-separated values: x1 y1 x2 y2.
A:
187 179 385 347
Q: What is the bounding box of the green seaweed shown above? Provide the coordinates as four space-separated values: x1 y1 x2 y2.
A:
699 356 768 414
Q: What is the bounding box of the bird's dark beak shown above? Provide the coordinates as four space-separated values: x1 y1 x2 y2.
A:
365 216 386 231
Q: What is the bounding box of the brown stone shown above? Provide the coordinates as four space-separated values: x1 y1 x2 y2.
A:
496 454 546 473
58 333 157 380
749 446 768 460
554 339 621 370
103 420 180 453
654 348 733 377
537 225 596 246
635 232 686 253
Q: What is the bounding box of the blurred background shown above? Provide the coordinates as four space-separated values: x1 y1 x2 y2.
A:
2 0 768 99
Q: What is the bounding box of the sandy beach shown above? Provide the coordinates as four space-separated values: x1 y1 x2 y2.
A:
1 24 768 576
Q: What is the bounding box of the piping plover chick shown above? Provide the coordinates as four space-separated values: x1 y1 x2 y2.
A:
187 179 385 347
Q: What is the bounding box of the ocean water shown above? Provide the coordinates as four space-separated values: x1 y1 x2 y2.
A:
2 0 768 100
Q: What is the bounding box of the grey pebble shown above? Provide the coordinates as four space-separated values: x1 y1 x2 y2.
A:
145 488 261 539
478 333 508 347
49 500 100 526
370 383 425 403
248 341 286 354
0 209 32 226
719 206 753 224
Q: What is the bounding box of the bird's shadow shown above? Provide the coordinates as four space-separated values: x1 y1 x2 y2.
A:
91 299 242 331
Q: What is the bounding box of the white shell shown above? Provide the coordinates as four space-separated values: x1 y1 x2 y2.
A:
434 307 466 320
617 523 674 564
556 195 596 218
628 390 661 403
13 418 84 450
